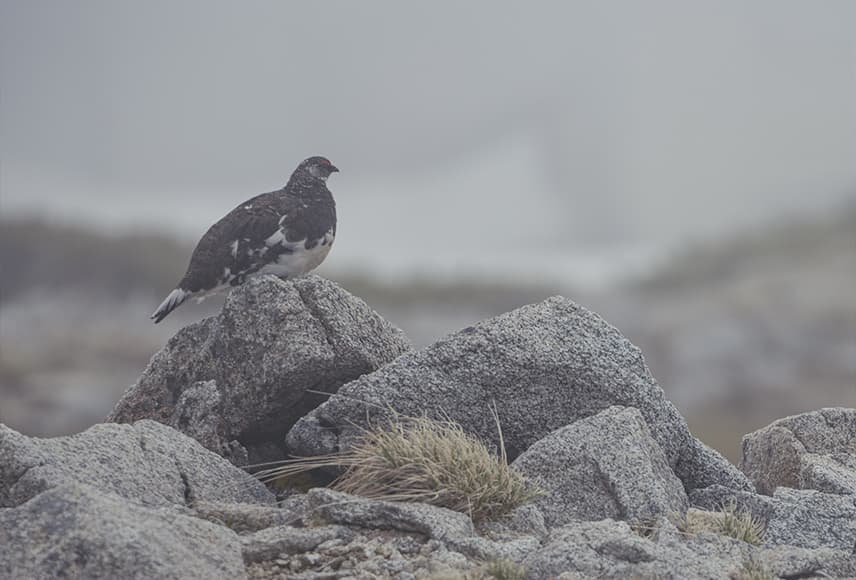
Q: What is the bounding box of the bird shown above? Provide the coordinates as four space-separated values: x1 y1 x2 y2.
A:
151 155 339 323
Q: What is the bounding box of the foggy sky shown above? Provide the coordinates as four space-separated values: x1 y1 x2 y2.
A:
2 0 856 270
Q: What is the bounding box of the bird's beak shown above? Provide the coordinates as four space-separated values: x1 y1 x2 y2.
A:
329 165 339 173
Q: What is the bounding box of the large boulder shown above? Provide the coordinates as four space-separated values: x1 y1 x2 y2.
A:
0 420 273 508
512 406 688 526
740 407 856 495
109 275 411 463
288 296 751 494
0 483 246 580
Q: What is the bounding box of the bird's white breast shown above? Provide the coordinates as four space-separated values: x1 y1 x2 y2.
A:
257 229 335 279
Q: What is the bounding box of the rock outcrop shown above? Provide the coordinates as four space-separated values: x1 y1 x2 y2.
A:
740 407 856 495
0 483 247 580
521 516 856 580
0 420 272 508
521 519 749 580
108 275 411 464
288 296 751 494
4 287 854 579
691 484 856 552
512 406 688 526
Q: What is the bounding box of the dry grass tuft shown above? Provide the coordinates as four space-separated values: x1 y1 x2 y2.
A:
685 504 765 546
718 503 765 546
482 558 526 580
431 559 527 580
257 413 539 521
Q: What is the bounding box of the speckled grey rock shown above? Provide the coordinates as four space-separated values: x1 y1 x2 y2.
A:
688 485 779 522
760 545 856 579
690 484 856 551
741 407 856 495
0 420 273 508
512 406 688 526
241 525 355 563
192 497 308 534
242 531 474 579
109 275 411 463
478 504 549 540
764 488 856 551
448 534 541 564
289 297 750 495
305 488 475 541
304 489 543 567
800 453 856 496
0 483 246 580
522 519 751 580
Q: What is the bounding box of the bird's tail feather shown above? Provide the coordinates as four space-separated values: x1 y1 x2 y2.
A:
151 288 189 324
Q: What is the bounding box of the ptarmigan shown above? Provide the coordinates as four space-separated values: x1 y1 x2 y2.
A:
151 156 338 323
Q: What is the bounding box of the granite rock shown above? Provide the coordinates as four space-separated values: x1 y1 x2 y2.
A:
0 483 246 580
512 406 688 526
289 297 751 495
690 484 856 551
0 420 273 508
109 275 411 463
740 407 856 495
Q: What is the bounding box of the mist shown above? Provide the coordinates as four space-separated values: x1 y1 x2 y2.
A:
3 1 855 268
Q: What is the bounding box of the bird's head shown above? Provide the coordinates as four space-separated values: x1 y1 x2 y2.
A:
297 156 339 182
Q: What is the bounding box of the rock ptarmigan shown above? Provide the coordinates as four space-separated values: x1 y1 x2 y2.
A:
151 156 338 323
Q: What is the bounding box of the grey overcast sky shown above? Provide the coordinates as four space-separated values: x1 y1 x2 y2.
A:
2 1 855 282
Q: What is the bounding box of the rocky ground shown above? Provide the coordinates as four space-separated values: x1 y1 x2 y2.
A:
2 275 854 579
